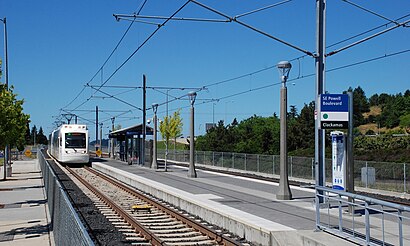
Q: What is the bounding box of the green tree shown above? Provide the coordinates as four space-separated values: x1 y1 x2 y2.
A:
37 127 48 145
30 125 38 145
169 110 183 152
345 86 370 126
159 115 171 147
399 113 410 134
25 122 31 144
0 84 30 151
288 102 315 152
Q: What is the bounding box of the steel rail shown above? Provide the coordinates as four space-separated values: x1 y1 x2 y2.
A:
84 166 240 246
66 167 164 245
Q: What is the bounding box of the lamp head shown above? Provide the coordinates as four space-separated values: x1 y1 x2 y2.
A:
188 91 197 105
152 103 159 114
277 61 292 83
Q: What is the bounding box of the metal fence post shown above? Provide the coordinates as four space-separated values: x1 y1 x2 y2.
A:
245 154 247 171
232 153 235 168
366 161 368 188
257 155 260 172
312 158 315 181
222 152 224 167
212 152 215 166
290 156 293 177
273 155 275 175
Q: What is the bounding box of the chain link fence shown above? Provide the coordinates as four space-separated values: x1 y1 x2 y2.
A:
158 149 409 193
38 150 94 246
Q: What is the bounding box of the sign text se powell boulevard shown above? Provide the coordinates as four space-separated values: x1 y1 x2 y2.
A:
319 94 349 129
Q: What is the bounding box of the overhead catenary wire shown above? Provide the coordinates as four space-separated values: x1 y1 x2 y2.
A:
234 0 292 19
79 1 192 111
87 85 142 110
340 0 400 25
162 48 410 115
62 2 410 130
61 0 147 111
326 18 410 57
67 1 191 113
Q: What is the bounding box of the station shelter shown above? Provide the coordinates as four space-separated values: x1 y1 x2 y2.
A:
108 124 153 165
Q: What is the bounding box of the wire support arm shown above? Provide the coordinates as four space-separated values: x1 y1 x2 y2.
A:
114 14 230 23
88 85 142 111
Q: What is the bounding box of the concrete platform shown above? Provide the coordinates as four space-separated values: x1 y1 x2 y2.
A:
91 158 362 246
0 160 53 246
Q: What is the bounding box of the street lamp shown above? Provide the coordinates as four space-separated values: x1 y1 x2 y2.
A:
99 123 103 155
152 103 159 169
276 61 292 200
188 91 197 178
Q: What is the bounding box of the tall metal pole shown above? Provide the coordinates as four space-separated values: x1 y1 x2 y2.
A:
212 103 215 126
111 117 115 159
2 17 11 179
96 106 99 153
2 18 8 89
188 92 197 178
277 61 292 200
315 0 326 228
347 91 354 213
99 123 103 154
165 89 169 171
152 104 158 169
142 74 146 166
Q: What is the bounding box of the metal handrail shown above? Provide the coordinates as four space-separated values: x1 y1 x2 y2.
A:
315 185 410 246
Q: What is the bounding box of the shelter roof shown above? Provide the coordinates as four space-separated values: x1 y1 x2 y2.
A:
109 124 153 139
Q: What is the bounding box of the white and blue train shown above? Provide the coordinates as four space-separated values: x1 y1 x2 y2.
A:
49 124 89 164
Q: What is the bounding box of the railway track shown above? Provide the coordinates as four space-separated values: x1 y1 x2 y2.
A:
66 166 245 246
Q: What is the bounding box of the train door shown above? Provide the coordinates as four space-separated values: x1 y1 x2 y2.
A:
59 133 63 160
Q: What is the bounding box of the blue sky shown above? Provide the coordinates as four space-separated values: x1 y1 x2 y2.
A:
1 0 409 141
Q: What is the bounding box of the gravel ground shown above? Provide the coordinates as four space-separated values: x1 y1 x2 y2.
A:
44 151 131 245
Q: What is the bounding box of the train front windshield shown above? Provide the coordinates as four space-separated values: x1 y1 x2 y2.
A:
65 133 87 148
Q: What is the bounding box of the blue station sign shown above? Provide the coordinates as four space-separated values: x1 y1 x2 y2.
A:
319 94 349 129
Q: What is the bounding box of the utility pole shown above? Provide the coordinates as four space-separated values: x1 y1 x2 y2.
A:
188 92 197 178
99 123 103 153
111 117 115 159
347 91 354 213
315 0 326 228
2 17 11 179
1 17 8 89
142 74 146 166
96 106 99 153
152 104 159 169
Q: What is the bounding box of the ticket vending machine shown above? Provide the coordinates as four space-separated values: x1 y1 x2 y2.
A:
331 131 346 190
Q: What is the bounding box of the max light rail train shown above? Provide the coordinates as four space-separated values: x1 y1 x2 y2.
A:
49 124 89 164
